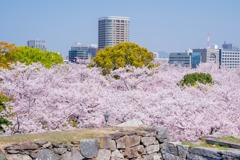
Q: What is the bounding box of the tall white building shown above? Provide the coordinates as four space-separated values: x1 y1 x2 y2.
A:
27 40 46 50
220 49 240 68
98 16 130 49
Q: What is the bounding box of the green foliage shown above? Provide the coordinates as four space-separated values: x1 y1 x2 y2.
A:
11 46 63 68
90 42 154 74
179 72 213 87
0 93 12 132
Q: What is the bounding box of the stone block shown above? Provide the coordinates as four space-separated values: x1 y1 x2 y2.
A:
155 126 169 143
132 145 145 154
116 135 141 149
143 153 163 160
35 140 48 147
146 144 160 154
124 147 140 159
80 139 99 158
53 147 67 155
0 150 6 160
189 147 221 159
97 149 111 160
220 149 240 159
161 142 178 156
141 137 158 146
187 153 208 160
6 154 32 160
111 150 124 160
98 136 116 150
36 149 60 160
177 145 189 158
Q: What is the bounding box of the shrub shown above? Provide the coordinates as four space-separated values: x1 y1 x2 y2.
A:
0 93 12 132
179 72 213 87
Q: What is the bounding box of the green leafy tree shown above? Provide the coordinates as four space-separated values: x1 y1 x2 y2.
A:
90 42 154 74
179 72 213 87
0 93 12 132
11 46 63 68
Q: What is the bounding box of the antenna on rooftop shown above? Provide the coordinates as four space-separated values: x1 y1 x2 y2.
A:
207 32 211 49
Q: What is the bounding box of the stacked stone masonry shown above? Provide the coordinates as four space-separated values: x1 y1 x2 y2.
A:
0 127 240 160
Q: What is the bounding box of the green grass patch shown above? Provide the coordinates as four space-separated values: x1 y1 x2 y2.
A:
182 139 228 150
219 136 240 143
0 127 144 148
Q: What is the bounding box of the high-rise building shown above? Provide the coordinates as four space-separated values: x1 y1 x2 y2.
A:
68 42 98 63
98 16 130 49
220 42 240 68
27 40 46 50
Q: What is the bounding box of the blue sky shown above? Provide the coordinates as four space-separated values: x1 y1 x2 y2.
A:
1 0 240 58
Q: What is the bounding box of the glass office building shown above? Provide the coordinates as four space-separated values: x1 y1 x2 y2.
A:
190 52 201 68
98 16 130 49
68 43 97 63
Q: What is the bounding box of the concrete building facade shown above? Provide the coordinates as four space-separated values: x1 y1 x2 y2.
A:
98 16 130 49
27 40 46 50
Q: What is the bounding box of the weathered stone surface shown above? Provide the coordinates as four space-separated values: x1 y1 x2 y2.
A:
109 140 116 151
97 149 111 160
146 144 160 154
155 126 168 143
79 139 99 158
132 145 145 154
42 142 52 148
187 153 208 160
35 140 48 146
5 142 38 151
61 151 71 160
110 131 135 140
143 153 162 160
116 135 140 149
61 148 84 160
98 137 112 149
189 147 221 159
177 145 189 158
53 147 67 155
205 137 240 149
141 137 158 146
5 150 19 154
161 142 178 156
124 147 140 159
36 149 60 160
111 150 124 160
161 152 180 160
221 149 240 159
6 154 32 160
116 119 144 127
0 150 6 160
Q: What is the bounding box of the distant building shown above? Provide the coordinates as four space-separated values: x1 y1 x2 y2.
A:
168 51 201 68
168 52 191 67
27 40 46 50
68 43 98 63
98 16 130 49
190 52 201 68
220 46 240 68
222 41 233 50
192 48 219 64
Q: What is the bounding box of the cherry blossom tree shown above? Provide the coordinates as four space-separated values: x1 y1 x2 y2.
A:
0 62 239 141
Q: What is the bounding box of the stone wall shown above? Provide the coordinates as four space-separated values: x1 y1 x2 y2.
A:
0 127 240 160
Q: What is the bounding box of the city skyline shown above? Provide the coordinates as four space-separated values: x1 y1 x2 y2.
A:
1 0 240 58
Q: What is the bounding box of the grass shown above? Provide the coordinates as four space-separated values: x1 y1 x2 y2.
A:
219 136 240 143
182 139 229 150
0 126 144 148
